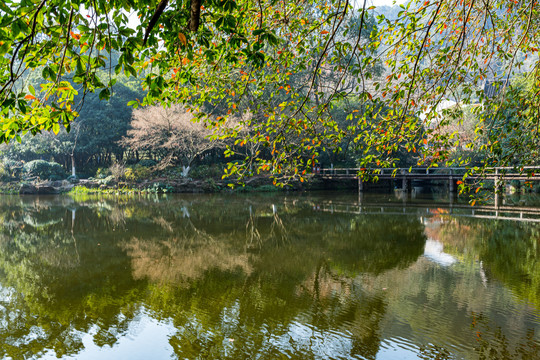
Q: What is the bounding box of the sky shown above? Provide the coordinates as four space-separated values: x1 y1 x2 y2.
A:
366 0 406 6
105 0 407 32
114 0 407 30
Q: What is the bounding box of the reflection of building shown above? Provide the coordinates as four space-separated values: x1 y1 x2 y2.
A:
483 80 509 99
419 99 458 127
423 239 458 266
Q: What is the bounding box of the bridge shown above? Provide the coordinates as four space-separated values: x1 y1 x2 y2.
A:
300 197 540 223
316 166 540 194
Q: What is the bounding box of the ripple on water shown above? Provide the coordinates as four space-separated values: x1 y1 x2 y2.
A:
264 320 362 359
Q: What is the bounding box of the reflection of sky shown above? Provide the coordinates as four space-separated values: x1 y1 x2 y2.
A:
270 321 354 358
32 306 424 360
269 320 421 359
41 312 175 360
377 339 424 360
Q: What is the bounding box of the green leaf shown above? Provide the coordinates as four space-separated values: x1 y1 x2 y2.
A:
99 88 111 101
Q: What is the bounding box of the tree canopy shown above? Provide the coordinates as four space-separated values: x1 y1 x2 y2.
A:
1 0 539 183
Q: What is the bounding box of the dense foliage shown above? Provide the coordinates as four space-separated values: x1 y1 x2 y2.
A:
0 0 539 183
22 159 65 179
0 74 144 176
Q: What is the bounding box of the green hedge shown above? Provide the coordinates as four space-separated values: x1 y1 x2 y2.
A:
23 160 66 180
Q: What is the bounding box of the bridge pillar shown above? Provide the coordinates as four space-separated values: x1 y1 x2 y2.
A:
494 168 503 192
449 178 457 193
494 169 503 207
495 192 502 208
448 169 457 194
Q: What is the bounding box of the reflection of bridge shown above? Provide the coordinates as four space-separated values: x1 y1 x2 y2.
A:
316 167 540 194
307 198 540 223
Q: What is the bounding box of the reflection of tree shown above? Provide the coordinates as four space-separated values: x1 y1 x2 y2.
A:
0 290 85 358
3 194 535 359
472 312 539 360
245 206 262 249
122 236 253 284
325 215 426 275
117 198 427 359
295 261 388 360
0 198 146 358
245 204 290 250
436 217 540 308
0 194 428 358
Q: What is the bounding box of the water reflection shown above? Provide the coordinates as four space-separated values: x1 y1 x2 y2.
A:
0 193 538 359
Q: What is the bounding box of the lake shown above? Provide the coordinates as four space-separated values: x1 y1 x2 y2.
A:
0 192 539 359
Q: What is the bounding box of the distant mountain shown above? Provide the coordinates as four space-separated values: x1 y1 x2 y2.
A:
372 5 402 21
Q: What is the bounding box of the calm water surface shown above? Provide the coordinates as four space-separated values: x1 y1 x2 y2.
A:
0 192 539 359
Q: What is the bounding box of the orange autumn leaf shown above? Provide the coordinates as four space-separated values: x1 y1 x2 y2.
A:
178 33 187 46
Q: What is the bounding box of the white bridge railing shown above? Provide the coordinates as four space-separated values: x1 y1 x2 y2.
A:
318 166 540 179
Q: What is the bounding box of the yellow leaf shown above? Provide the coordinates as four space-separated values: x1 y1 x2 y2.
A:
52 123 60 135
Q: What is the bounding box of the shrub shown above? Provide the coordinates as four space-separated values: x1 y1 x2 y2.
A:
109 162 126 180
0 164 6 181
95 167 111 179
146 182 174 193
1 159 23 179
190 164 225 179
23 160 65 180
67 175 79 183
138 159 157 168
125 165 152 182
124 168 134 181
99 175 115 186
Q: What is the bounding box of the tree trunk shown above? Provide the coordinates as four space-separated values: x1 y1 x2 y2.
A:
71 155 76 177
